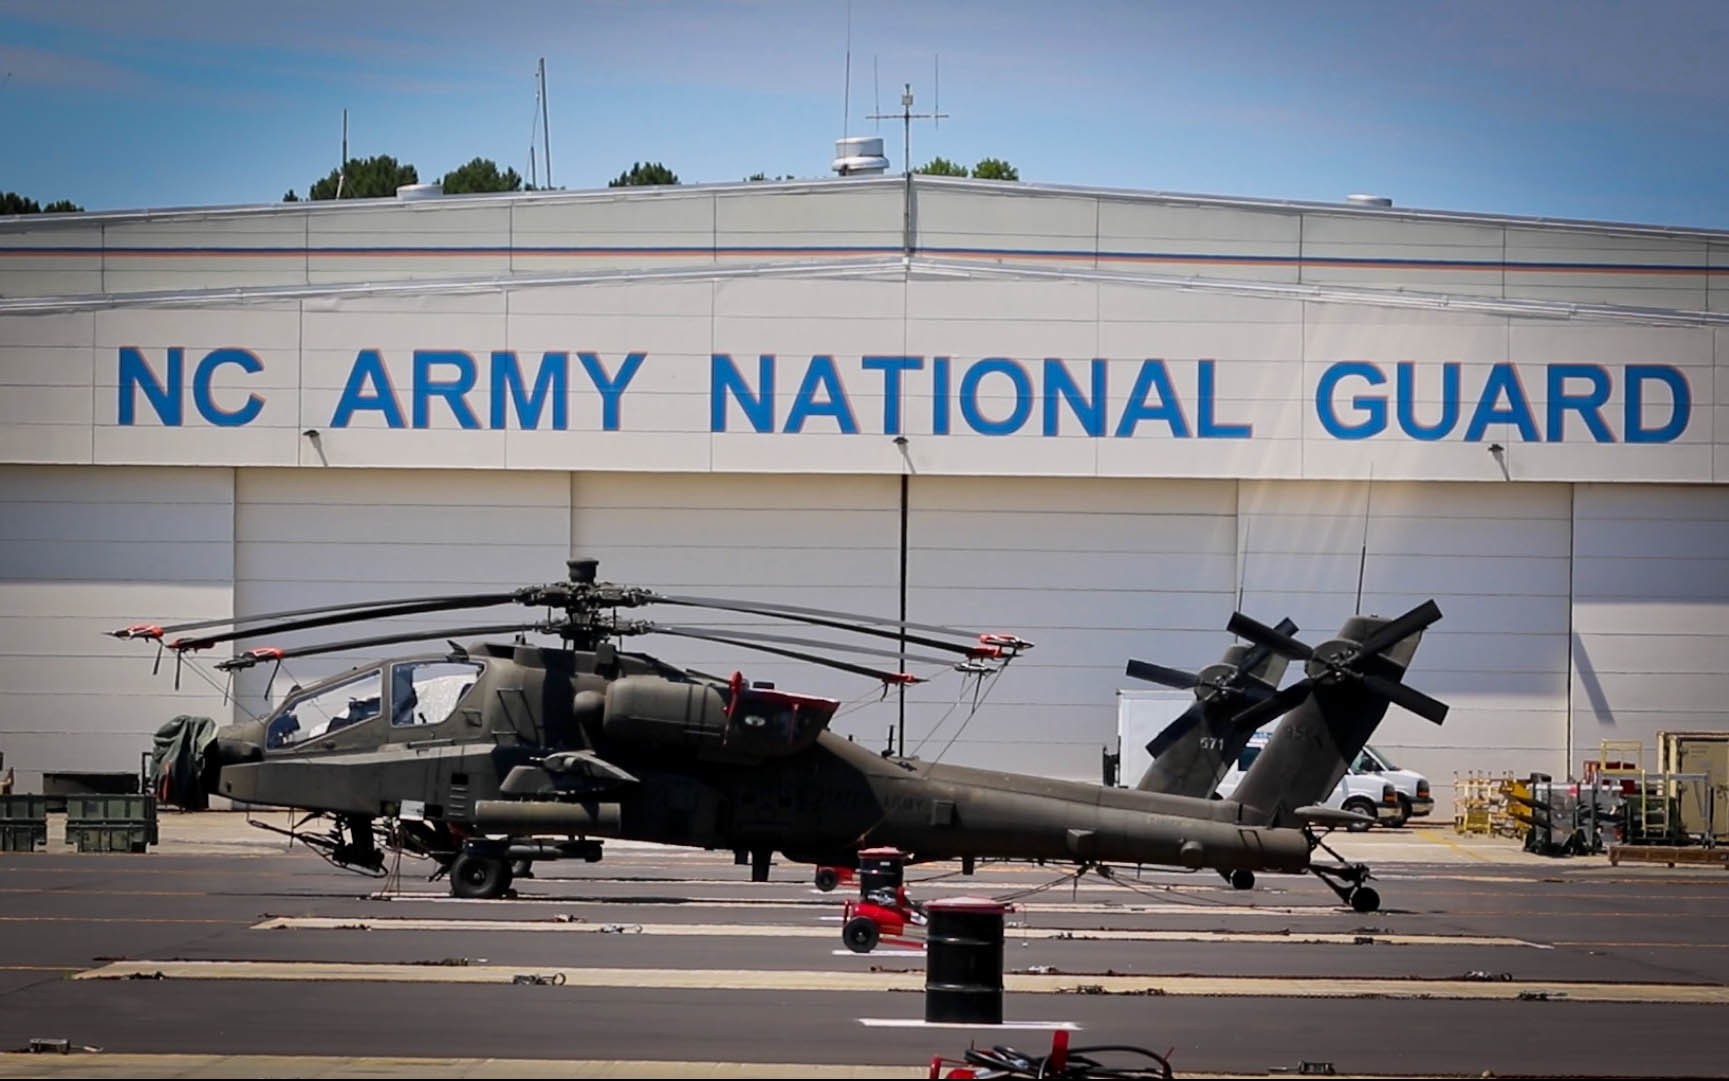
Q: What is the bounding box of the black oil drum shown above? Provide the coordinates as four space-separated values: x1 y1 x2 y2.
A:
924 896 1006 1024
857 846 906 901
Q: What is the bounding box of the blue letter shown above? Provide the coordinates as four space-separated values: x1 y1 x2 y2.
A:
1464 363 1539 442
580 351 645 432
785 355 859 433
1546 364 1613 442
1395 362 1460 440
1625 365 1691 444
491 351 568 430
1043 359 1105 436
1316 362 1386 439
932 357 951 435
412 351 481 429
1115 360 1190 437
862 355 923 435
117 346 182 426
711 354 775 432
1196 359 1251 438
193 348 264 427
960 358 1033 436
330 350 405 428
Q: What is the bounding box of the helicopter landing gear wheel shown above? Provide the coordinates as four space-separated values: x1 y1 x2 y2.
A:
814 867 840 892
842 915 880 953
1349 886 1381 913
449 853 513 899
1228 868 1256 891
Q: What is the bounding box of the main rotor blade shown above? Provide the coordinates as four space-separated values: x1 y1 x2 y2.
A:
642 625 919 685
1124 659 1199 690
169 595 524 653
1228 679 1312 731
1226 612 1313 662
1144 707 1203 759
652 594 1012 658
1362 673 1450 724
110 590 523 641
648 624 956 667
1355 599 1443 659
215 621 556 670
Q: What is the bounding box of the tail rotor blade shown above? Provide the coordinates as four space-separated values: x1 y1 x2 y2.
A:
1356 599 1443 658
1229 679 1312 731
1363 673 1450 724
1124 659 1200 691
1235 617 1299 678
1227 613 1313 662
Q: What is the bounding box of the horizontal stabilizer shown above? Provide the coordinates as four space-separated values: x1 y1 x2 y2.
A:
1294 804 1376 830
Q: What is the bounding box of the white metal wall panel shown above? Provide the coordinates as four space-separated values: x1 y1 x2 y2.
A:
228 468 571 718
1300 213 1505 296
0 221 102 297
0 311 95 464
917 187 1099 269
1096 200 1301 282
714 188 904 257
1712 242 1729 314
1504 227 1709 311
1237 479 1573 812
307 203 511 284
102 215 310 293
510 190 718 274
1570 484 1729 770
0 465 234 790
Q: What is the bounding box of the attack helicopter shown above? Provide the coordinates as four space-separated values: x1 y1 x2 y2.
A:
117 559 1447 912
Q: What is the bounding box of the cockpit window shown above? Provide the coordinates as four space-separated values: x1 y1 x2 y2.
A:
389 660 483 727
267 669 384 748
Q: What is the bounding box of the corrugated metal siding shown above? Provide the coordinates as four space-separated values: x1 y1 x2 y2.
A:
0 465 234 790
1570 484 1729 772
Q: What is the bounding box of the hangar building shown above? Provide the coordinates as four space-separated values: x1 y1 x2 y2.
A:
2 174 1726 812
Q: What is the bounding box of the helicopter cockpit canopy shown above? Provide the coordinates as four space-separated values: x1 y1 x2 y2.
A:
265 658 484 749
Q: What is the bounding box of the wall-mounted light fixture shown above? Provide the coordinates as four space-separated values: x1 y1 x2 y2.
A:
303 428 328 467
1487 442 1509 481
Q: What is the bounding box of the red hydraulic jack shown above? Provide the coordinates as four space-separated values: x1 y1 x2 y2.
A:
840 846 926 952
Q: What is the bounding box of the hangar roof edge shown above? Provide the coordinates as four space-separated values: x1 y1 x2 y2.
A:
4 174 1727 243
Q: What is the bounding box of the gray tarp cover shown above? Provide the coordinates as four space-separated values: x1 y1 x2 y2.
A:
150 715 216 810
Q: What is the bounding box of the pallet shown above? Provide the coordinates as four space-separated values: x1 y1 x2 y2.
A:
1607 845 1729 868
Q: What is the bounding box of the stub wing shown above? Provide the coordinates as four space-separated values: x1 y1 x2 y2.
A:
1293 804 1375 830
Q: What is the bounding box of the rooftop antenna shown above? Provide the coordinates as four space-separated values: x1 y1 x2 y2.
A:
873 56 879 130
538 58 552 189
934 55 940 130
870 82 947 176
527 67 541 188
841 0 852 138
336 108 347 200
1355 464 1374 613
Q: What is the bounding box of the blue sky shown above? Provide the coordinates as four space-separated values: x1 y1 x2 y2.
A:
5 0 1729 228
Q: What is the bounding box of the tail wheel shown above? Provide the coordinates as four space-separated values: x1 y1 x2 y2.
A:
1349 886 1381 913
842 915 880 953
449 853 513 899
814 867 840 892
1228 868 1256 890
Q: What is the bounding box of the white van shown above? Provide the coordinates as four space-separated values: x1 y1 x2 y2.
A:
1216 732 1399 832
1350 744 1433 826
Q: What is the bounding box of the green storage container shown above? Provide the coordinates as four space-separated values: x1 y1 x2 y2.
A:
64 794 158 851
66 824 152 853
0 794 48 852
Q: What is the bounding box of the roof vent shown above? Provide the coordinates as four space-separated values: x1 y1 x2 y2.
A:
396 182 444 201
832 136 889 176
1346 193 1393 208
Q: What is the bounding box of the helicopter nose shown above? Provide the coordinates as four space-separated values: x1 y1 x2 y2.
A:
213 722 264 766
